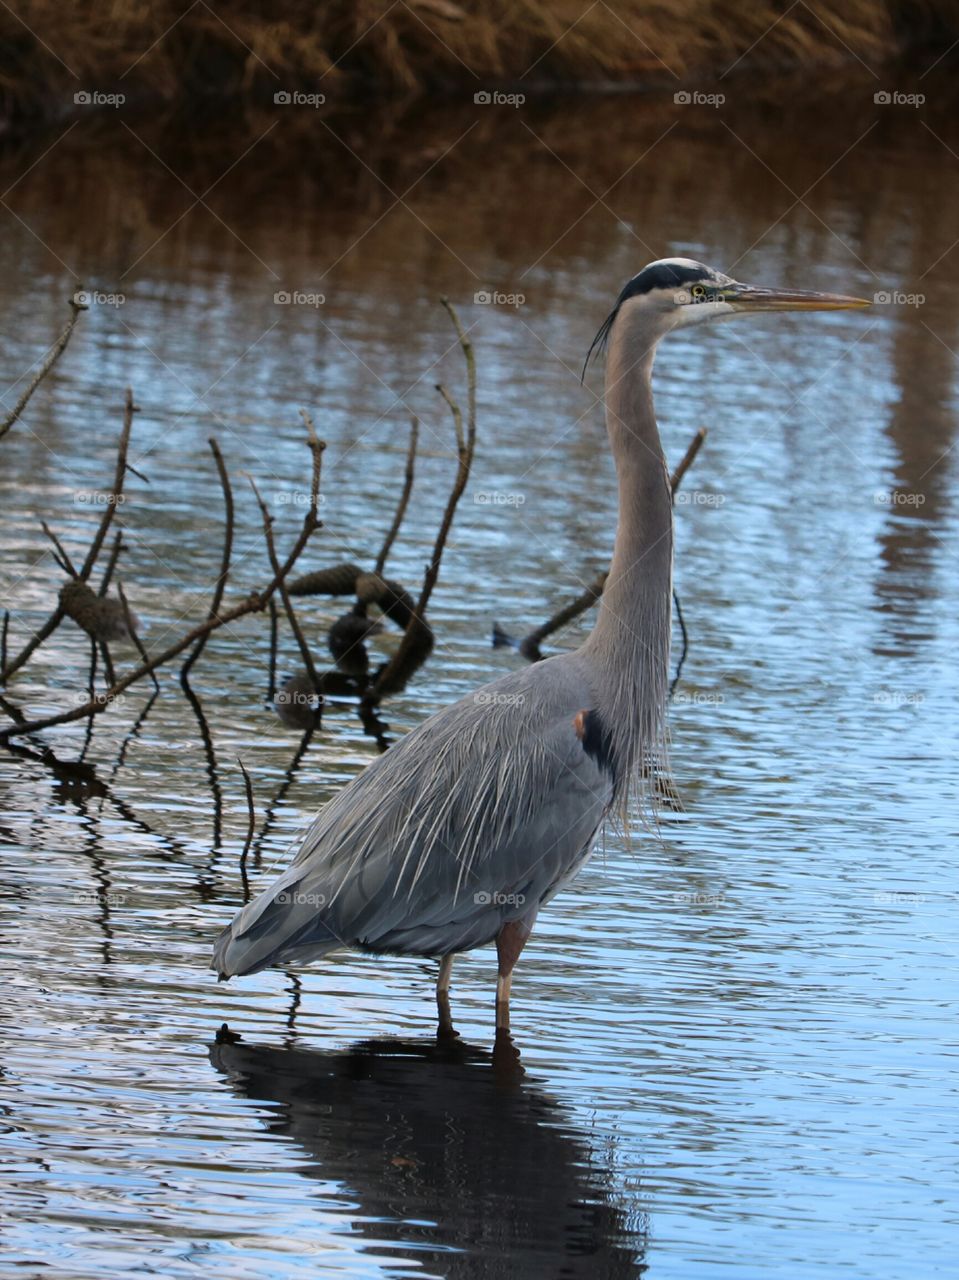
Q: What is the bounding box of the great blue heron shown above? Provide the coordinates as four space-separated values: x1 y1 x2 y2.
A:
213 258 868 1031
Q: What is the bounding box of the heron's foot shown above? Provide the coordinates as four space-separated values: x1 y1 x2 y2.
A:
436 990 459 1040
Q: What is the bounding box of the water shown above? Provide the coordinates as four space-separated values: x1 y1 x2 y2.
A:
1 86 957 1278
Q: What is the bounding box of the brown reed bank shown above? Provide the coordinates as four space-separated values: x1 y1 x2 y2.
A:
0 1 954 133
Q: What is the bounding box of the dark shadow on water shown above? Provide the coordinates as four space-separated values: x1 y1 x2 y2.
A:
210 1034 648 1278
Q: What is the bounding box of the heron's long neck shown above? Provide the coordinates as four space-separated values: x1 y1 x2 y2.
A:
581 317 673 794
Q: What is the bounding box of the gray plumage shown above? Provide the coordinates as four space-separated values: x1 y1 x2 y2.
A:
212 258 868 1021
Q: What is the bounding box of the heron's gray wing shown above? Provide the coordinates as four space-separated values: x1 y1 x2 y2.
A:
213 658 615 975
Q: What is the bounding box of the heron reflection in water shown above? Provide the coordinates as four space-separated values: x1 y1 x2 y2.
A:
211 1034 647 1278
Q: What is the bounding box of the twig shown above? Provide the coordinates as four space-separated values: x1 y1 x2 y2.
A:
0 423 325 743
250 476 322 697
0 298 85 443
519 572 607 663
98 532 124 596
669 588 688 697
182 438 233 680
367 301 475 701
267 596 278 703
0 612 7 673
98 640 116 690
1 608 65 684
374 415 419 575
79 389 136 582
40 521 78 578
237 757 256 901
1 394 136 683
670 427 707 492
117 581 157 691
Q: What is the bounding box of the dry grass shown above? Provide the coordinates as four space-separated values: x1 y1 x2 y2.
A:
0 1 953 129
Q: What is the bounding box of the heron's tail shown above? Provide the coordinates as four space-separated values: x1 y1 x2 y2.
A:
211 865 341 978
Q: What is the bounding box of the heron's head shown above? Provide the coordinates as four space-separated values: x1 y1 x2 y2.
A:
585 257 870 375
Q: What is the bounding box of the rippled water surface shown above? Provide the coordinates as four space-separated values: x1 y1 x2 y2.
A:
0 88 957 1278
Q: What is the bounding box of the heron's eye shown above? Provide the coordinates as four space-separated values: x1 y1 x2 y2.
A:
691 284 707 300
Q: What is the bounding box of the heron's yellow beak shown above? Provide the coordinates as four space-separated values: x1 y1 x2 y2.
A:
724 283 871 312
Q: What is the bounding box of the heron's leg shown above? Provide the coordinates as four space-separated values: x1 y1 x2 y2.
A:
436 954 457 1039
495 920 532 1032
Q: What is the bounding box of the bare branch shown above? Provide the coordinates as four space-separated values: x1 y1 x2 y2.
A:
117 581 156 691
40 521 78 578
0 422 325 743
181 437 234 680
0 298 85 443
98 532 124 596
374 415 419 575
670 426 707 492
237 757 256 901
367 301 476 701
250 475 322 698
78 389 136 582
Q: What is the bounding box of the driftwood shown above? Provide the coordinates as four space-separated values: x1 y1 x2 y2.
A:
0 398 325 744
0 296 478 751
